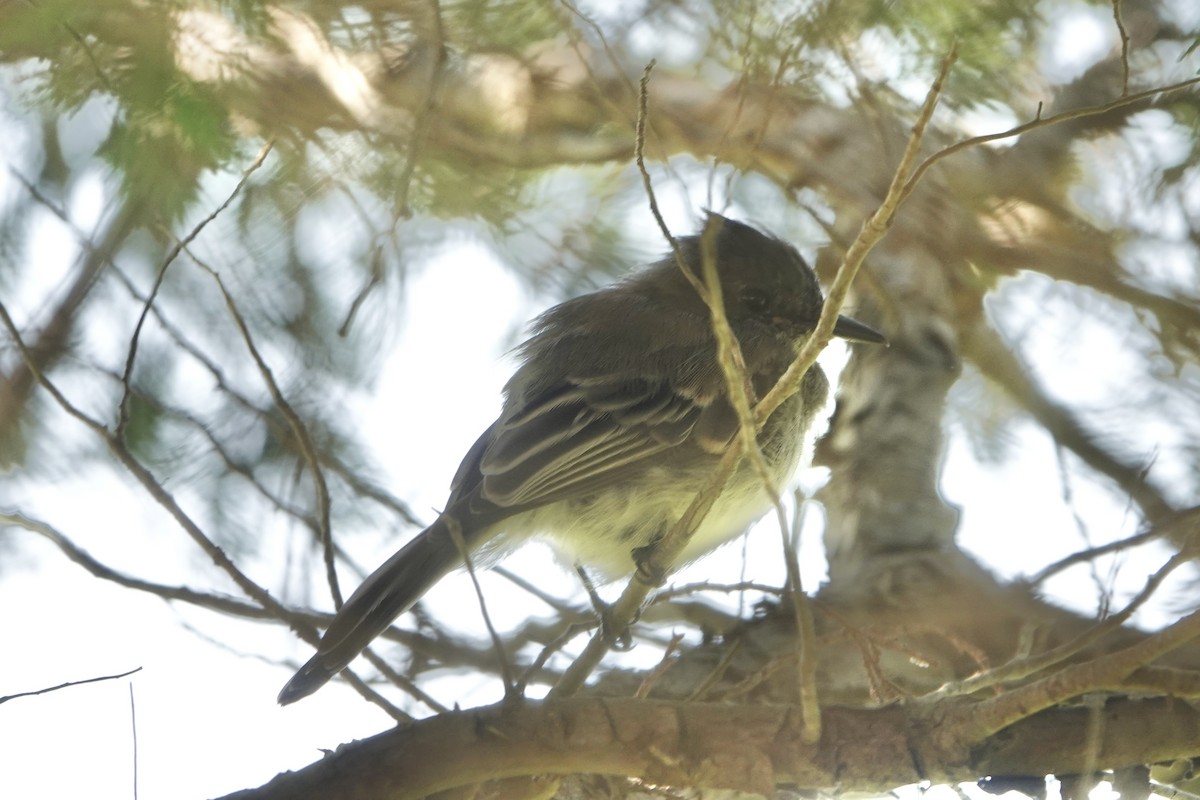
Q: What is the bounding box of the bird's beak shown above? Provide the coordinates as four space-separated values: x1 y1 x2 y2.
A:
833 314 888 345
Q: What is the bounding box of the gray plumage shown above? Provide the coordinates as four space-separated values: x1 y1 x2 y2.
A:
277 213 884 704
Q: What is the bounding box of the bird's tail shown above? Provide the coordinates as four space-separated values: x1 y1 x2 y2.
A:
277 517 465 705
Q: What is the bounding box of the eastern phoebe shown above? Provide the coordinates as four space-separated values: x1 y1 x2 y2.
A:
278 213 885 704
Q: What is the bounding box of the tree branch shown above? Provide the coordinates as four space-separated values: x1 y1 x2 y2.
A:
215 696 1200 800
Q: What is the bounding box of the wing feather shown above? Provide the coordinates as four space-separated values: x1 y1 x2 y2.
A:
475 375 717 507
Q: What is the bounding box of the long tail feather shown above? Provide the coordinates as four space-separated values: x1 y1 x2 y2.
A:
277 517 464 705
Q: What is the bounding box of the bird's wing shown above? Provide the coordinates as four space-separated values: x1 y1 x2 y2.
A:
466 372 739 509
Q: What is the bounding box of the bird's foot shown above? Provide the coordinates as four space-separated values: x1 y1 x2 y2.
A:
631 543 668 587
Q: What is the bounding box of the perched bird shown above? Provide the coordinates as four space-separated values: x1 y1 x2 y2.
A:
278 213 885 704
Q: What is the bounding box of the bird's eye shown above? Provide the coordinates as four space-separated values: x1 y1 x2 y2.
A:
740 288 770 313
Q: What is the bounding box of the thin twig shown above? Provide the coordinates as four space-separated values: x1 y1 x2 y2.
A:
757 42 958 427
1030 504 1200 585
550 60 737 699
1111 0 1131 97
333 670 413 721
550 444 745 698
650 581 784 603
0 295 429 714
338 246 386 337
929 545 1196 700
516 621 591 696
494 566 589 617
897 74 1200 209
0 298 296 623
1056 443 1115 616
359 650 446 715
1 510 288 619
785 490 820 741
16 178 424 530
558 0 642 107
634 633 685 698
3 506 448 716
694 216 790 574
129 682 139 800
197 264 342 608
633 60 708 302
0 667 142 705
446 517 516 696
685 639 742 703
1028 528 1160 585
118 141 273 438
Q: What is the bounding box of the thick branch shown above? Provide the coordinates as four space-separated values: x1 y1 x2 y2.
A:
218 696 1200 800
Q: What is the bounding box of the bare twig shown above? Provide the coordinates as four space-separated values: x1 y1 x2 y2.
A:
0 510 289 620
1031 505 1200 586
898 75 1200 209
633 60 708 302
1111 0 1131 96
551 60 740 699
1029 528 1161 586
495 566 589 617
129 682 139 800
0 292 423 715
516 621 592 696
1 174 140 442
785 492 821 740
650 581 784 603
694 220 793 621
0 667 142 705
963 319 1176 521
1056 444 1115 617
197 264 342 608
446 517 516 696
685 639 742 703
0 299 296 625
359 650 445 715
118 141 273 439
929 545 1196 701
338 245 387 337
635 633 685 699
558 0 641 107
15 162 423 532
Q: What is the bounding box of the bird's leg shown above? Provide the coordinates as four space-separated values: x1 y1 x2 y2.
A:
575 565 634 651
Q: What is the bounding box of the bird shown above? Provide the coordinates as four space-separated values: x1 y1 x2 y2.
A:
278 212 885 704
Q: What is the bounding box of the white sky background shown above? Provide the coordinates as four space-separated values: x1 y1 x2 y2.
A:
2 7 1198 800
